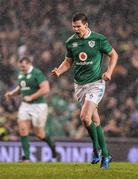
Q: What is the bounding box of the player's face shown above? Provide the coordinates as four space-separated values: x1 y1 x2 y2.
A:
72 20 88 38
18 61 31 74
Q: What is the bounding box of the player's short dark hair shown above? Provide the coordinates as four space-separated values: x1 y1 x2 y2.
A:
72 13 88 24
19 56 33 63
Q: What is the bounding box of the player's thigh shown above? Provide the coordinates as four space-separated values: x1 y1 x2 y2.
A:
17 102 32 135
31 104 48 128
18 102 31 121
85 80 105 105
74 80 105 105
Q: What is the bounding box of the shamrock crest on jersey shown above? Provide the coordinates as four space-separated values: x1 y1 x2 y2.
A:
79 52 87 61
88 40 95 48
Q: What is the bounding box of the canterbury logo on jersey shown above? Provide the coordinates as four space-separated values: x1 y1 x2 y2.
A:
72 42 78 47
26 74 32 79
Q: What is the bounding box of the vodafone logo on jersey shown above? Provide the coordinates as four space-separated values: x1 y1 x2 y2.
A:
20 80 26 87
79 52 87 61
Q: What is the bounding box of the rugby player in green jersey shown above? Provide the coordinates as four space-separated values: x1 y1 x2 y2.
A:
5 57 60 162
52 13 118 168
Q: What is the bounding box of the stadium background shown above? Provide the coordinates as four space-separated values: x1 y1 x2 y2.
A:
0 0 138 162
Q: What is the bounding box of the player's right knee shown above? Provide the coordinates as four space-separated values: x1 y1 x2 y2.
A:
80 114 91 126
19 127 28 136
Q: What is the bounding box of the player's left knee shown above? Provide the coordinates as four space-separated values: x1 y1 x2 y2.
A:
93 121 100 126
81 117 91 127
93 119 100 126
36 133 44 140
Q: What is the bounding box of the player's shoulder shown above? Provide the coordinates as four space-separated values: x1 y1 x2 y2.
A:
33 67 44 75
91 31 107 40
33 67 47 80
65 33 77 44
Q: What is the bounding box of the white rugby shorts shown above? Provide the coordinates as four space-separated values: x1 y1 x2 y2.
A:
74 79 105 105
18 102 48 127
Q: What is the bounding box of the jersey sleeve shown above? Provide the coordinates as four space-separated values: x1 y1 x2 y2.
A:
65 43 73 59
100 35 112 54
17 73 22 87
36 70 47 85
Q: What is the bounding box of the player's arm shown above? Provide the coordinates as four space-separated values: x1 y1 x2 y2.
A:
102 48 118 81
51 57 73 77
23 80 50 102
5 85 20 100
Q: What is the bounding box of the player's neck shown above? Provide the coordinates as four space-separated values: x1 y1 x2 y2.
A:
23 65 33 74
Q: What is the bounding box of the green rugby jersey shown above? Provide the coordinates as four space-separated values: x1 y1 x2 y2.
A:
18 67 47 104
65 31 112 84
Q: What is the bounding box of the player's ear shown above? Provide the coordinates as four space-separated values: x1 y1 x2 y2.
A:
85 22 88 28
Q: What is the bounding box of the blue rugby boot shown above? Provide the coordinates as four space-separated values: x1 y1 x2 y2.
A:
100 155 112 169
91 149 101 164
108 154 112 163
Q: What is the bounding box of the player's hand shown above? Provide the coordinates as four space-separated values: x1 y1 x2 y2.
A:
102 71 111 81
23 96 33 102
51 68 60 77
4 91 13 101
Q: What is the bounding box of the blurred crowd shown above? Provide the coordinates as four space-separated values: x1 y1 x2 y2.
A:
0 0 138 141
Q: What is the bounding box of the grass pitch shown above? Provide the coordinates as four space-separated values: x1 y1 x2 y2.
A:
0 162 138 179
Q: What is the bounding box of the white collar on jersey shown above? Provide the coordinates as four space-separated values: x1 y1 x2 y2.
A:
83 28 91 39
27 66 33 74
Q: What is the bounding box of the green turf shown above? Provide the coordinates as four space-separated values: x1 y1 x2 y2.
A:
0 162 138 179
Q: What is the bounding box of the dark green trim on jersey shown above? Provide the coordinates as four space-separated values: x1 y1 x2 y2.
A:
18 67 47 104
65 31 112 85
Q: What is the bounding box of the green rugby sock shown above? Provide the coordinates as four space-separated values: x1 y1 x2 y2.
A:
86 122 100 150
42 135 57 157
96 125 109 157
20 136 30 159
